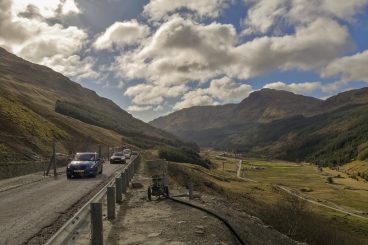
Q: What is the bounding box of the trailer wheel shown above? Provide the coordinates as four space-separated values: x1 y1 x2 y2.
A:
148 187 152 201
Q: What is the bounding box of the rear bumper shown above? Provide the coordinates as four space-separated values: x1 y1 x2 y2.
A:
66 168 97 177
110 159 125 164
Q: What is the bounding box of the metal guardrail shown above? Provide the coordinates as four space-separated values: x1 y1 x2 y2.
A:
45 154 140 245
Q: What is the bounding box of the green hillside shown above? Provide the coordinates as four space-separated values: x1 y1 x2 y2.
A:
0 47 189 161
150 88 368 167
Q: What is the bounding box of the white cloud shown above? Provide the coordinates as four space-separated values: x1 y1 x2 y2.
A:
12 0 80 18
172 77 252 110
321 50 368 92
116 17 238 86
242 0 368 35
61 0 80 15
263 81 321 94
114 15 351 111
173 89 214 110
0 0 96 81
93 20 150 50
143 0 229 21
208 77 252 102
322 50 368 83
42 55 98 81
124 83 188 105
127 105 153 112
233 18 352 78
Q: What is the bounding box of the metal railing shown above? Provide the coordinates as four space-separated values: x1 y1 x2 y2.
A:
45 153 141 245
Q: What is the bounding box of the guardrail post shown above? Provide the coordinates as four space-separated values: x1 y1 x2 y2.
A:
107 187 115 219
116 177 122 203
188 182 193 200
90 202 103 245
125 169 129 190
120 173 126 195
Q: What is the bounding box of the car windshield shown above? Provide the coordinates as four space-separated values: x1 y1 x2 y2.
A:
74 153 96 161
123 149 131 154
113 153 124 156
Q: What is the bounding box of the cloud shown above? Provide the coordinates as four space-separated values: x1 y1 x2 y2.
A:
114 15 351 111
263 81 321 94
12 0 80 19
116 17 238 86
173 89 214 110
321 50 368 92
143 0 229 21
208 77 252 102
124 83 188 105
116 16 351 88
234 18 352 78
0 0 96 81
173 77 252 110
93 20 150 50
242 0 368 35
127 105 153 112
322 50 368 82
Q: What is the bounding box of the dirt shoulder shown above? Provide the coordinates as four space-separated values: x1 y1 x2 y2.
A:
75 159 298 245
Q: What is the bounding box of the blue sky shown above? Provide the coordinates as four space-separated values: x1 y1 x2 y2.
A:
1 0 368 121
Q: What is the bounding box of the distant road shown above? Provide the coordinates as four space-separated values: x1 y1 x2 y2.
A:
235 175 368 220
0 162 126 245
276 185 368 221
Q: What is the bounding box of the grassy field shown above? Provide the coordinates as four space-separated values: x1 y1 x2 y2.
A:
164 150 368 244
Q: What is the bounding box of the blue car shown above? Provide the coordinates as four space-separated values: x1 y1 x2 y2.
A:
66 152 103 179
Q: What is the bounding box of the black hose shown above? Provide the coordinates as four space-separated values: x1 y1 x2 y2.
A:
166 196 246 245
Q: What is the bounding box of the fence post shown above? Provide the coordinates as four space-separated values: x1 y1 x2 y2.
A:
107 187 115 219
188 181 193 200
90 202 103 245
98 145 102 158
116 177 122 203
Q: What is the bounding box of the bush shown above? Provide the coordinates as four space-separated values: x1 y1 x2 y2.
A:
262 195 360 245
158 146 211 168
327 176 334 183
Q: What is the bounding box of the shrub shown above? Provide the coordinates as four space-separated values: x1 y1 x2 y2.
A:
327 176 334 183
158 146 211 168
262 194 360 245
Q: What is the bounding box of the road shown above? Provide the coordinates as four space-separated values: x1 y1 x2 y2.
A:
0 162 126 245
276 185 368 221
235 175 368 220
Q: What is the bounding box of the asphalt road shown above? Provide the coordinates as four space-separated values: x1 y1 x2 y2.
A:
0 162 127 245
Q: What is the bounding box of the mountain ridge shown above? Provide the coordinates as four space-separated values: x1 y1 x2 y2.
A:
150 87 368 166
0 47 189 160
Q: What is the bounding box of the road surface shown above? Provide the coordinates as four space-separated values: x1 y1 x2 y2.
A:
0 162 126 245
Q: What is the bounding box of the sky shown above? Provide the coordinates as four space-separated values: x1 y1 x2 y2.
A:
1 0 368 122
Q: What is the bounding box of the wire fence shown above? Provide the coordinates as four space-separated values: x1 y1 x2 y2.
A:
0 129 139 180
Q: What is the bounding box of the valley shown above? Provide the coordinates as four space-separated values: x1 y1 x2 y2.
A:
165 150 368 244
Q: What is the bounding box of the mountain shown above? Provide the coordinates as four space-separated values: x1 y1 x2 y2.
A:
150 88 368 166
0 47 187 161
151 89 323 137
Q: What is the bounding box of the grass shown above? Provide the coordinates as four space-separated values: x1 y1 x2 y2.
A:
164 150 368 244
